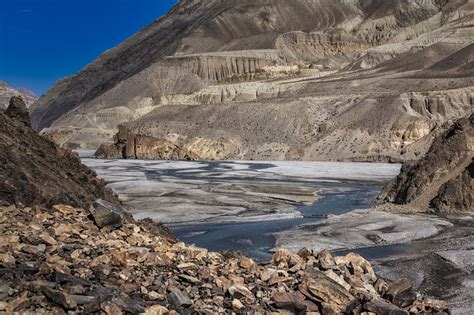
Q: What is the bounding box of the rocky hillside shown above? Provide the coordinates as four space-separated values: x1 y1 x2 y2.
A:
30 0 474 161
0 202 450 314
0 97 116 209
380 113 473 212
0 81 37 109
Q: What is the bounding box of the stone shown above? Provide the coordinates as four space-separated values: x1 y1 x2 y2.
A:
144 305 169 314
272 292 308 311
8 292 30 312
385 279 413 302
324 269 351 291
364 299 409 315
0 302 8 311
305 269 358 313
70 295 97 305
393 289 417 308
102 301 123 315
232 299 244 311
227 284 255 304
42 288 77 310
272 248 293 266
318 250 337 270
374 278 389 296
89 199 124 229
239 257 255 269
0 253 15 265
167 289 193 309
297 247 312 259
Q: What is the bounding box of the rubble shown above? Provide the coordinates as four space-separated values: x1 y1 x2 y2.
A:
0 204 450 314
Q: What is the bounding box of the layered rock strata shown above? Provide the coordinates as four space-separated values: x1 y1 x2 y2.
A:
29 0 474 161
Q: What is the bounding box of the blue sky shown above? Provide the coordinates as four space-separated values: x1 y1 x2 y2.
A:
0 0 176 95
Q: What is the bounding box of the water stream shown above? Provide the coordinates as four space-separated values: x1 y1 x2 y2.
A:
81 156 401 261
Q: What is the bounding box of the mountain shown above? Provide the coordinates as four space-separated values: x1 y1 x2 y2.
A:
380 113 473 212
0 81 37 109
0 96 117 209
30 0 474 161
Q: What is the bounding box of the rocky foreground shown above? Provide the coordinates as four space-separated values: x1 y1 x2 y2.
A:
0 203 449 314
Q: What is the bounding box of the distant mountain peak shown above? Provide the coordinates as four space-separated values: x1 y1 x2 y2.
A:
0 81 38 109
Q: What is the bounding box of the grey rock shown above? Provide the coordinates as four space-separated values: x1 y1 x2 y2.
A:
89 199 124 229
42 287 77 310
167 289 193 309
364 299 409 315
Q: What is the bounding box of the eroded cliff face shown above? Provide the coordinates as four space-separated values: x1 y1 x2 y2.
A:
30 0 474 161
380 113 473 212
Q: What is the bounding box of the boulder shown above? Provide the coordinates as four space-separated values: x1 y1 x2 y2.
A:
385 279 413 302
167 289 193 309
364 299 409 315
89 199 124 229
42 288 77 310
304 269 358 313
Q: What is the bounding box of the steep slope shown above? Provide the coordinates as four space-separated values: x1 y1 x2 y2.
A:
31 0 474 161
380 113 473 212
0 81 37 109
0 97 117 209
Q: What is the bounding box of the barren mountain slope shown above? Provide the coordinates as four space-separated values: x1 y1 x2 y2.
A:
31 0 474 161
0 97 117 209
0 81 37 109
380 113 473 212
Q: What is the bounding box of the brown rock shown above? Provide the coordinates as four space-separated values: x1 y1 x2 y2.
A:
239 257 256 269
42 288 77 310
272 292 308 311
102 301 123 315
364 298 409 315
304 269 358 313
8 292 30 312
385 279 413 302
232 299 244 311
144 305 169 314
318 250 337 270
227 284 255 304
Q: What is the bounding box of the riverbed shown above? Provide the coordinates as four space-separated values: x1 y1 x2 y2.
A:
82 158 400 260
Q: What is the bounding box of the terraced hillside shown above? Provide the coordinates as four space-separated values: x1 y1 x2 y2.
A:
30 0 474 161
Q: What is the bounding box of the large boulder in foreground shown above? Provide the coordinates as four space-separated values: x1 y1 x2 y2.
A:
0 97 117 209
380 113 473 212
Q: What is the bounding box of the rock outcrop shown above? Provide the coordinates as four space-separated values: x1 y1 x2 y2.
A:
0 81 37 110
0 97 117 209
0 204 450 314
29 0 474 161
380 113 473 212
